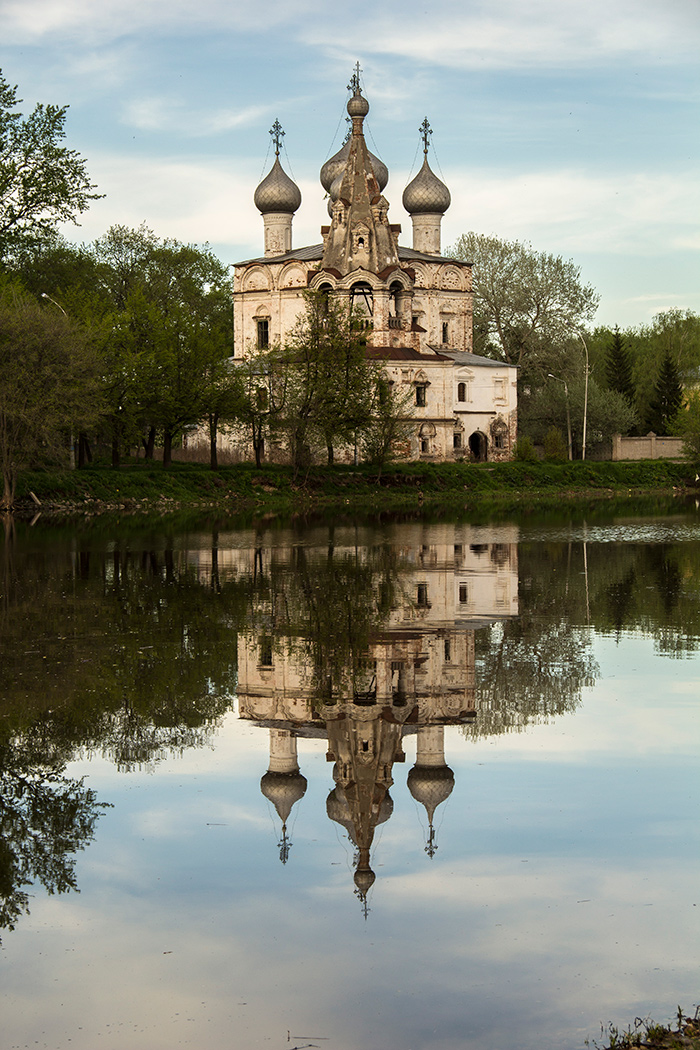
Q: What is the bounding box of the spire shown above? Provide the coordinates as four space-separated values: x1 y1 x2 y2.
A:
318 71 398 276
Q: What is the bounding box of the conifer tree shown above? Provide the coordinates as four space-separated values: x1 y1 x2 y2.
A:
604 326 636 406
646 350 683 434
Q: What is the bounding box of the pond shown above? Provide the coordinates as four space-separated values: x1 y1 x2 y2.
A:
1 502 698 1050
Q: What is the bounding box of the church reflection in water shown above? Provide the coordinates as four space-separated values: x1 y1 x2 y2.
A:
234 525 518 903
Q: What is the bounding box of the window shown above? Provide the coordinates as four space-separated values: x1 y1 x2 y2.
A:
493 377 506 402
457 382 466 402
442 322 449 344
444 638 451 662
459 583 468 604
256 319 269 349
453 432 462 449
415 384 427 407
494 432 505 449
259 637 273 667
416 583 429 606
420 438 430 453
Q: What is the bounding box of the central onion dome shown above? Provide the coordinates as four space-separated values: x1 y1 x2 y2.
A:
320 138 389 196
254 155 302 215
402 155 451 215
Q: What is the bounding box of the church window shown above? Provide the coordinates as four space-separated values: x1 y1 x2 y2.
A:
453 432 462 449
444 638 451 662
416 583 429 607
420 438 429 453
415 384 427 407
493 377 506 402
350 281 373 319
457 382 466 402
259 637 273 667
442 322 449 344
459 584 468 604
257 319 269 349
495 432 505 449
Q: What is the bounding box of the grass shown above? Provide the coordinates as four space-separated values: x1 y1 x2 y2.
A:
11 456 697 518
587 1007 700 1049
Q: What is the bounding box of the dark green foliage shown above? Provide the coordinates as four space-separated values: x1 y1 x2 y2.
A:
543 427 568 461
604 326 636 407
647 349 684 434
0 70 100 259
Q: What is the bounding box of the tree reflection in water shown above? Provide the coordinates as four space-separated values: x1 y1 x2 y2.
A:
1 513 698 925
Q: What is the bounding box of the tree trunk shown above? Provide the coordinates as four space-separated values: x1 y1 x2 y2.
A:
111 436 120 469
2 469 15 510
327 442 334 465
209 412 219 471
143 426 156 460
163 430 173 468
77 432 92 468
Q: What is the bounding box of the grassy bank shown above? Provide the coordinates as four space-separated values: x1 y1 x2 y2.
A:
12 457 697 517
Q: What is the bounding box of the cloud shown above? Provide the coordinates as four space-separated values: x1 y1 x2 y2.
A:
122 97 270 135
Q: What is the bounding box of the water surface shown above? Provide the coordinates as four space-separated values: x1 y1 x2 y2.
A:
1 505 698 1049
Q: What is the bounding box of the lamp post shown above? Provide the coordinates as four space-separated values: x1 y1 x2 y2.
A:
575 330 590 461
548 374 572 460
41 292 75 469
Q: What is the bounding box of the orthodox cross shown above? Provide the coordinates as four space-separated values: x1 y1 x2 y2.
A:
269 119 285 157
348 61 362 94
343 115 352 144
420 117 433 156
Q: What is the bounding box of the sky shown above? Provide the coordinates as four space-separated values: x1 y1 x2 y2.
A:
1 0 699 329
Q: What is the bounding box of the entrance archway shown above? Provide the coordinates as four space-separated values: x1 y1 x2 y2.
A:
469 431 488 462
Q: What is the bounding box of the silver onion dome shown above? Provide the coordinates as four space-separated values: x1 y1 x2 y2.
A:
407 764 455 822
402 156 451 215
321 138 389 196
254 156 302 215
260 769 308 823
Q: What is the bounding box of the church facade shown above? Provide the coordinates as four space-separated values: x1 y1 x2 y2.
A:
231 74 517 463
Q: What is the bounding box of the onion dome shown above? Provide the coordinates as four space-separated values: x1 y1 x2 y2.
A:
354 863 376 896
402 156 451 215
260 770 307 824
254 156 302 215
321 138 389 197
407 764 455 823
347 90 369 119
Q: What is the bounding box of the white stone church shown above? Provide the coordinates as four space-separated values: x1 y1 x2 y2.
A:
231 71 517 463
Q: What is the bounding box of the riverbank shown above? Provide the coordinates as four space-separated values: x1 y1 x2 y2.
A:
11 457 697 517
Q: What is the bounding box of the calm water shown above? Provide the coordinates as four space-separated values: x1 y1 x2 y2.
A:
1 504 698 1050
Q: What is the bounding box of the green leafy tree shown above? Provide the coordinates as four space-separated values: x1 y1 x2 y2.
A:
0 71 101 260
446 232 599 378
0 279 101 507
360 367 414 472
281 292 372 468
91 226 234 467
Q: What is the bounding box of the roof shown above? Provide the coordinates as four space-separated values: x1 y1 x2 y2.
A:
366 346 453 362
234 243 469 268
439 350 517 370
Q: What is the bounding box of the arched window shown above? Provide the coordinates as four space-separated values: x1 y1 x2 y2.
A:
457 382 466 402
350 281 373 322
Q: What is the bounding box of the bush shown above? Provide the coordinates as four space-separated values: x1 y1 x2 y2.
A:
543 427 568 461
513 436 539 462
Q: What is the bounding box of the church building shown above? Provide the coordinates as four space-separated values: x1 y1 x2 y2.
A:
232 69 517 462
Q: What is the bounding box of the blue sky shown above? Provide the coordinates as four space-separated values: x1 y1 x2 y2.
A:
1 0 698 328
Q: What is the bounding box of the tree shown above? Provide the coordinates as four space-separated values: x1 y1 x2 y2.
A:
604 326 636 408
281 292 373 468
0 71 100 260
360 367 414 473
0 279 101 508
91 226 234 467
446 232 599 379
647 349 684 434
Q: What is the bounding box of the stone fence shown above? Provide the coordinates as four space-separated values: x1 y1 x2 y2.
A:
612 433 685 461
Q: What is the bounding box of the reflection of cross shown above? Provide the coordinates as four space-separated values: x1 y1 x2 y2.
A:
348 61 362 94
270 119 285 157
420 117 432 156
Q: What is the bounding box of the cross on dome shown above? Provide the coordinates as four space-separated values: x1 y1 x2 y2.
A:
269 119 285 157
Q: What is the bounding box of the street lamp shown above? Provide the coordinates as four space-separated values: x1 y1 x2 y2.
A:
41 292 74 469
575 330 590 461
547 374 573 460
